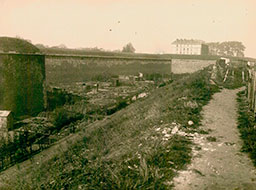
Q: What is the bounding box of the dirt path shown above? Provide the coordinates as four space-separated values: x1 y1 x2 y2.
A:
173 88 256 190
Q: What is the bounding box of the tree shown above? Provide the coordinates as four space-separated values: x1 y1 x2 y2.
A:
206 41 245 57
206 42 220 55
35 43 47 49
122 43 135 53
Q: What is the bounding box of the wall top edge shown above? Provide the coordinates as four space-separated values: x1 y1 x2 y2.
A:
0 52 45 56
45 54 172 61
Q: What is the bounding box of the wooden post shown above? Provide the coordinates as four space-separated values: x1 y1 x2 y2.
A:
252 71 256 111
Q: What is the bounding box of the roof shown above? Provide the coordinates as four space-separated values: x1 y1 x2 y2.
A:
172 39 205 45
0 110 11 117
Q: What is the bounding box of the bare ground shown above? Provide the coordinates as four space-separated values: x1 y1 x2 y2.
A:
173 88 256 190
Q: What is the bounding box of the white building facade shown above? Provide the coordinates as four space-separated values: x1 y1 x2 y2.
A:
171 39 208 55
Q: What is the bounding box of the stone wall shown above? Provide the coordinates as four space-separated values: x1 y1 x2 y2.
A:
0 53 45 118
172 59 216 74
45 55 172 84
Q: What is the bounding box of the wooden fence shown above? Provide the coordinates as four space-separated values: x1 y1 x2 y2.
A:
246 62 256 112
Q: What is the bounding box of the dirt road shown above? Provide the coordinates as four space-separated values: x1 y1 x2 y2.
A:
173 88 256 190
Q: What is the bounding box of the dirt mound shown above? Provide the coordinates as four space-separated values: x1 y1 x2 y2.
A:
0 37 40 54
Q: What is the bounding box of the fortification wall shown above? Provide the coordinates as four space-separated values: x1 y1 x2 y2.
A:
45 55 172 84
172 59 216 74
0 53 45 118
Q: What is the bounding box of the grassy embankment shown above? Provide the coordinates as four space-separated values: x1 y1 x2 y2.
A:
237 90 256 166
0 37 40 53
5 66 219 189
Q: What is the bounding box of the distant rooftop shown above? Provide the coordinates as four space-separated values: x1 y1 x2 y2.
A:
172 39 205 45
0 110 11 117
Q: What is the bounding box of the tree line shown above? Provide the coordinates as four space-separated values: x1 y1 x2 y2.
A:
206 41 245 57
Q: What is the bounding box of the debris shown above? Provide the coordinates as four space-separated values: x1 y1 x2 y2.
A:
224 142 235 146
184 101 198 108
192 169 205 176
177 131 187 136
178 96 187 101
188 120 194 126
138 92 147 99
210 79 216 85
171 126 179 134
162 128 171 134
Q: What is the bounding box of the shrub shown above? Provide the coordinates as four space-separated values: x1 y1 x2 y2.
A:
237 90 256 166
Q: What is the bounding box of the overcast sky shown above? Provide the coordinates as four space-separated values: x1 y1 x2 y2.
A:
0 0 255 57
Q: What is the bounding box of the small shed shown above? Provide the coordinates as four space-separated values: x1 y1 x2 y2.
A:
0 110 13 132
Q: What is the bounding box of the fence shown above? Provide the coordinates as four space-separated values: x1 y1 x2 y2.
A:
246 62 256 112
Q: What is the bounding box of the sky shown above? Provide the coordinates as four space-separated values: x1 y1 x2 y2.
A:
0 0 255 57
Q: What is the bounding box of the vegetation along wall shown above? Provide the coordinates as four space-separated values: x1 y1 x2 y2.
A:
45 55 172 84
0 53 45 118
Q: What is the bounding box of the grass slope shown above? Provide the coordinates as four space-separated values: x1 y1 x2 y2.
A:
5 66 219 189
0 37 40 54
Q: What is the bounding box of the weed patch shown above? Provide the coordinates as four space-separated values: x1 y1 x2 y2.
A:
237 90 256 166
206 136 217 142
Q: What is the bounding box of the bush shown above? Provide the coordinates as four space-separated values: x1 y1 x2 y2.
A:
52 108 83 130
237 90 256 166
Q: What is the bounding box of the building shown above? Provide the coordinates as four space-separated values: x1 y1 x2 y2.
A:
0 110 13 134
171 39 209 55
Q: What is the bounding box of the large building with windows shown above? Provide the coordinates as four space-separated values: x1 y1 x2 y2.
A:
171 39 209 55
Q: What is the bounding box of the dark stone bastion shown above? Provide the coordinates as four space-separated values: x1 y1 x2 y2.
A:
0 53 45 119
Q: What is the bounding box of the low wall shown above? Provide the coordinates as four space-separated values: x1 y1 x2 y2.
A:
172 59 216 74
0 53 45 118
45 55 172 84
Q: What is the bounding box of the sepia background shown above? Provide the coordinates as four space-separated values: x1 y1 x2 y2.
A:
0 0 255 57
